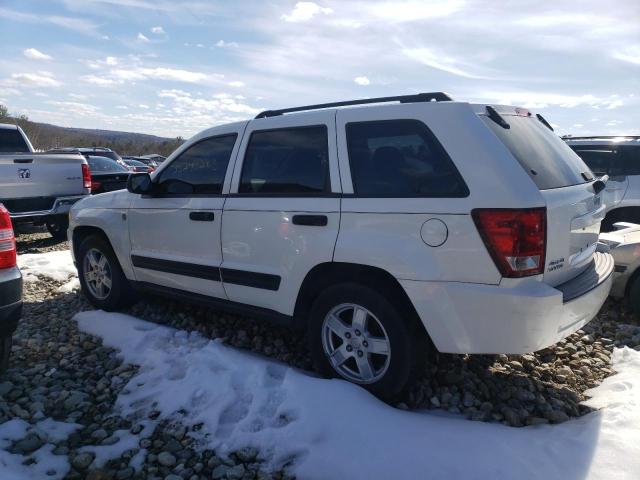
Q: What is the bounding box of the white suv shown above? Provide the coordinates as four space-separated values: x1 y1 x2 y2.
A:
564 136 640 231
69 93 614 398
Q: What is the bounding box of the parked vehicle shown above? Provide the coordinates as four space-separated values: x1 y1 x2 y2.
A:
0 124 90 239
69 93 614 397
138 153 165 164
599 222 640 315
49 147 128 169
564 136 640 231
0 204 22 373
123 158 152 173
85 156 130 194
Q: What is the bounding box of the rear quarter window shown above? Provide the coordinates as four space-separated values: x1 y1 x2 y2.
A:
482 115 591 190
0 129 30 153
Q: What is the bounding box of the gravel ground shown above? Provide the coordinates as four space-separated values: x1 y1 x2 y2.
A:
3 230 640 478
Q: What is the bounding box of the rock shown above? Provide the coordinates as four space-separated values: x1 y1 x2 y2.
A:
0 381 14 396
158 451 177 467
236 447 258 463
429 396 440 407
545 410 570 423
91 429 108 441
212 465 231 479
72 452 95 470
13 433 44 454
116 467 134 479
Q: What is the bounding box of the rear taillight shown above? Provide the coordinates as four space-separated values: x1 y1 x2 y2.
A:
82 163 92 190
0 204 17 269
472 208 546 278
91 180 102 192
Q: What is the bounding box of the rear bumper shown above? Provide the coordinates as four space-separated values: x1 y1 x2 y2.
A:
0 267 23 337
7 195 86 221
401 252 614 354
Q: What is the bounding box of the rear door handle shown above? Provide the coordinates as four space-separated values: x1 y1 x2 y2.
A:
189 211 215 222
292 214 328 226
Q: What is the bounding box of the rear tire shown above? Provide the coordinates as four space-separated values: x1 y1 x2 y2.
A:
46 215 69 240
628 276 640 317
307 283 426 400
0 336 12 375
77 234 136 311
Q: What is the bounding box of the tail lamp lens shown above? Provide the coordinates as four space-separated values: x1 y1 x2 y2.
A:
82 163 92 190
472 208 546 278
0 204 17 269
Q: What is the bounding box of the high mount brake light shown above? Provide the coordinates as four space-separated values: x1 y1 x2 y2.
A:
82 163 92 190
0 204 17 269
472 208 546 278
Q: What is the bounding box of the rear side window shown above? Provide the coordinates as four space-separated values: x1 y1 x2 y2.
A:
621 146 640 175
239 126 329 194
157 134 236 195
482 116 591 190
569 148 616 176
346 119 468 197
0 129 30 153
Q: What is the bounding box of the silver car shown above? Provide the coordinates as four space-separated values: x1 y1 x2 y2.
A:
599 222 640 314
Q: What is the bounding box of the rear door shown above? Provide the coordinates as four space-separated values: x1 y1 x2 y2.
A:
482 113 605 286
128 126 243 298
221 111 341 315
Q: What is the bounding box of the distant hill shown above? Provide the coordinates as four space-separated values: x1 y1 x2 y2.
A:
0 107 184 157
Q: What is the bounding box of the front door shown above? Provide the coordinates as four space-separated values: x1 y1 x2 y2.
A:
128 126 244 298
221 111 341 316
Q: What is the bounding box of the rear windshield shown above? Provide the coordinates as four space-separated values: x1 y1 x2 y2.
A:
482 115 591 190
87 156 129 172
0 129 30 153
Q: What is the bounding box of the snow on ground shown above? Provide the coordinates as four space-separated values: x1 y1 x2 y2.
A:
0 418 80 479
76 310 640 480
17 250 77 286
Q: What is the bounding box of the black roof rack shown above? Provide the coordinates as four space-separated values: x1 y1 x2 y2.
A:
254 92 453 119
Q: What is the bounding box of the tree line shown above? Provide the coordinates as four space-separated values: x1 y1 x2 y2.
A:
0 104 185 157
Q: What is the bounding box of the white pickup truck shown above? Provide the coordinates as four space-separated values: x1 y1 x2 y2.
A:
0 124 90 239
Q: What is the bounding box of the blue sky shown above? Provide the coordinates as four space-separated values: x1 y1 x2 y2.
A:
0 0 638 138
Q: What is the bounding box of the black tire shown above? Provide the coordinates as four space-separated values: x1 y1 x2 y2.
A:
45 215 69 240
307 283 426 400
0 336 12 375
77 234 136 311
629 276 640 317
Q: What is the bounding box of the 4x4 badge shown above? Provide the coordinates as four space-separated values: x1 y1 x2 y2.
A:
18 168 31 179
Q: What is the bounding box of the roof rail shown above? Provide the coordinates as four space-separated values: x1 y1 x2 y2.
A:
562 135 640 140
254 92 453 119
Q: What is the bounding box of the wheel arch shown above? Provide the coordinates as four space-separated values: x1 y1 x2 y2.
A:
294 262 432 345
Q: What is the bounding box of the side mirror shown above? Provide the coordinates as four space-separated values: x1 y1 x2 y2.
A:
127 173 153 195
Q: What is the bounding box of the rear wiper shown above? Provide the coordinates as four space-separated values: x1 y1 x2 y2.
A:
536 113 554 131
486 106 510 129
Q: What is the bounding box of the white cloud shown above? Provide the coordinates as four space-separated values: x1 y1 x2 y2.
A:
282 2 332 22
46 100 100 116
370 0 464 23
0 7 103 37
151 26 165 34
23 48 52 61
402 47 493 79
478 91 628 110
81 74 116 86
228 81 245 87
216 40 238 48
105 56 118 66
354 76 370 85
613 46 640 65
138 104 150 109
137 32 150 42
116 105 128 109
4 72 61 88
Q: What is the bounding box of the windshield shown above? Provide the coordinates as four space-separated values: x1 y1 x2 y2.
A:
87 156 129 172
0 129 30 153
482 115 592 190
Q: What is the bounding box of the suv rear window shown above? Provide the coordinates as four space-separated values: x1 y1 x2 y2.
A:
87 156 129 172
482 115 591 190
570 145 640 176
346 119 468 197
0 129 30 153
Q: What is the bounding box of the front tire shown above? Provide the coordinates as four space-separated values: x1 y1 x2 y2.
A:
308 283 425 399
77 234 136 311
46 215 69 240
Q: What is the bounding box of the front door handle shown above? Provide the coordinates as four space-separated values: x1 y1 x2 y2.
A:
189 211 215 222
292 214 328 226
